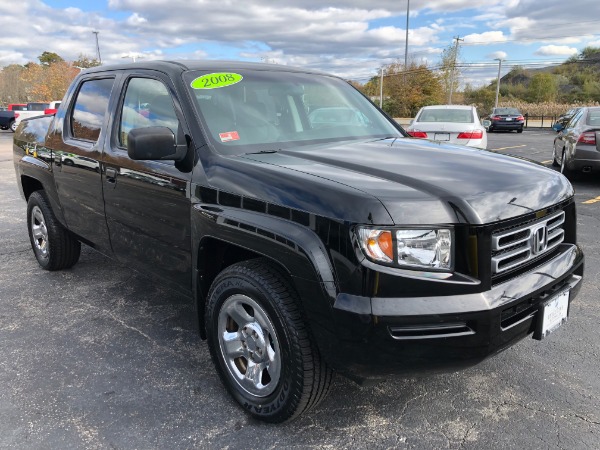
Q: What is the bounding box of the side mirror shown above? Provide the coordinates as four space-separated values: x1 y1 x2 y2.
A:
553 123 564 133
127 126 187 161
482 119 491 128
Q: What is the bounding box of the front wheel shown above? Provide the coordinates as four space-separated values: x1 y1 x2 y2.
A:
560 148 577 181
552 144 560 167
205 259 333 423
27 191 81 270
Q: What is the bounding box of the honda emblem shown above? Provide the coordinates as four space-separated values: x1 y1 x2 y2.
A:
531 224 548 255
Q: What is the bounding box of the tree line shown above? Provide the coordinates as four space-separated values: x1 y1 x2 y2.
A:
354 46 600 117
0 52 100 107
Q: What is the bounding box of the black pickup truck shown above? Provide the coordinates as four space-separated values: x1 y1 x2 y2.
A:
13 61 584 423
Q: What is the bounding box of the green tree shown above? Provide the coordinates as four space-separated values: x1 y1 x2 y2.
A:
464 84 496 114
38 51 64 66
527 73 557 102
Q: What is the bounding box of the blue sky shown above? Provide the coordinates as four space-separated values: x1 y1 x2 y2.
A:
1 0 599 87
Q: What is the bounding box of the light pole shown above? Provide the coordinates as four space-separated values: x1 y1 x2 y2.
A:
380 66 384 108
404 0 410 71
494 58 504 108
92 31 102 64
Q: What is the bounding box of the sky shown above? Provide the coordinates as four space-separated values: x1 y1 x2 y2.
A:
1 0 600 87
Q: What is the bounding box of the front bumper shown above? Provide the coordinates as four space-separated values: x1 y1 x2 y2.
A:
322 244 584 380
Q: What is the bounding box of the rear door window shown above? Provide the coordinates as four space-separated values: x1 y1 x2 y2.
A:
70 78 115 142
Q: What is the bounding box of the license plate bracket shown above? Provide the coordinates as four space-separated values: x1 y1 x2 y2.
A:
533 290 570 340
434 133 450 141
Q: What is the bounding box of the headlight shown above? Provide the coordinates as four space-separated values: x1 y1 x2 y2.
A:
357 227 452 270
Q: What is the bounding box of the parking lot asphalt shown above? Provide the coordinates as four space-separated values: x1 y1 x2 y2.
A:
1 129 599 449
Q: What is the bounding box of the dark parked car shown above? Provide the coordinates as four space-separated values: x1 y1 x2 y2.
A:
553 107 582 132
553 106 600 179
486 107 525 133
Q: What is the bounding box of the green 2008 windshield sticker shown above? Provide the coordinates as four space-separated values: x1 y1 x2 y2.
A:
191 73 243 89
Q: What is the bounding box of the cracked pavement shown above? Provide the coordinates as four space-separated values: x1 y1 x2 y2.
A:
1 130 599 449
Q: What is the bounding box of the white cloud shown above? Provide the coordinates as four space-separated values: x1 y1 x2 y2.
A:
534 45 578 56
126 13 147 26
463 31 507 45
487 51 507 60
587 40 600 47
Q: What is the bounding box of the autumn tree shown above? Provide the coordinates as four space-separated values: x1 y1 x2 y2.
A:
364 61 443 117
20 61 79 101
439 41 462 104
0 64 28 105
73 54 101 69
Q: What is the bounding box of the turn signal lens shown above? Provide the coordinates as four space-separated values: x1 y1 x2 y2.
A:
357 227 453 270
457 130 483 139
578 131 596 145
407 130 428 138
358 229 394 263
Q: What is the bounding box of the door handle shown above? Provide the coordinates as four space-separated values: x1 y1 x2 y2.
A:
105 167 118 184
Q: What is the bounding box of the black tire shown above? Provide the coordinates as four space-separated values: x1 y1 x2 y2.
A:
205 259 333 423
517 127 523 133
552 145 560 167
9 120 17 133
27 190 81 270
560 148 577 181
488 126 493 133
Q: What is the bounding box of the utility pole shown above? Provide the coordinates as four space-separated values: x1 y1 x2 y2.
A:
380 66 384 108
494 58 504 108
447 36 463 104
92 31 102 64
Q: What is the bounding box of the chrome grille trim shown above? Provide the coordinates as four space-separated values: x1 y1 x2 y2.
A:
492 210 565 275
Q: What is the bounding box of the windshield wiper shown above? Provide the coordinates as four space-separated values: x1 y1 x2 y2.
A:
245 149 280 155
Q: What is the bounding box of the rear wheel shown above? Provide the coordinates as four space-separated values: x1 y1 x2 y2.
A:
9 120 17 132
205 259 333 423
27 191 81 270
517 127 523 133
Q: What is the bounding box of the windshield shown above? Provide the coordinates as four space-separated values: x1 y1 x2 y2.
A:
184 69 401 154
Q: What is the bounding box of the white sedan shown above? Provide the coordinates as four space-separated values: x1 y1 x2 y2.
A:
406 105 488 149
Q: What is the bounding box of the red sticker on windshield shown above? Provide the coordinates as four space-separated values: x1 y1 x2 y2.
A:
219 131 240 142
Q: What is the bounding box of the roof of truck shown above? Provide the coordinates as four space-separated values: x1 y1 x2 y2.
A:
82 60 328 77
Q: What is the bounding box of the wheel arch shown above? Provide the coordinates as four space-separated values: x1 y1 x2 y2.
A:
192 206 338 340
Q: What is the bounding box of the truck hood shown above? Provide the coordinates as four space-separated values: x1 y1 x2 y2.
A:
208 138 573 225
